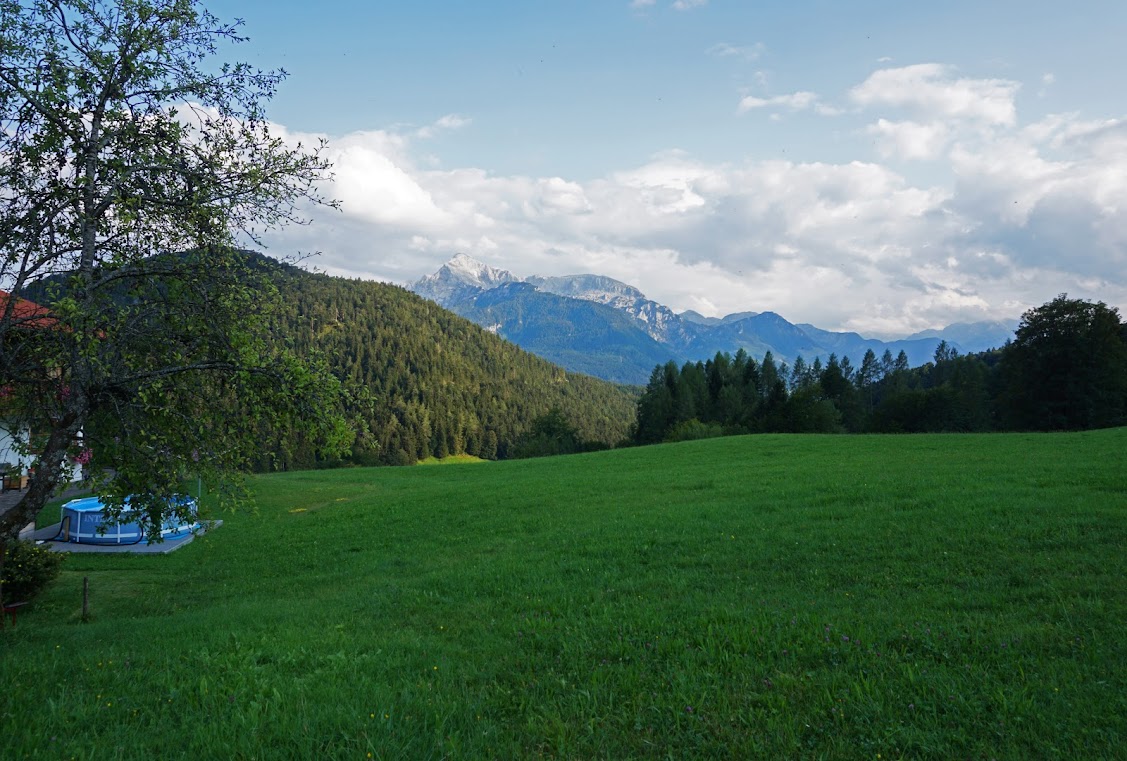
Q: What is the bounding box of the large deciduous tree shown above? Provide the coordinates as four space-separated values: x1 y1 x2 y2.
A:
999 294 1127 430
0 0 349 563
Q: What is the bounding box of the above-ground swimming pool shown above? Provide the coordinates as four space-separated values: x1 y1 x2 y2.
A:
57 496 200 545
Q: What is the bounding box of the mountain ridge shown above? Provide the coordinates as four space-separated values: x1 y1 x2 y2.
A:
410 254 1018 384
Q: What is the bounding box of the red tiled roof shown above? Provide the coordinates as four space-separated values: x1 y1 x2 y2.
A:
0 290 58 329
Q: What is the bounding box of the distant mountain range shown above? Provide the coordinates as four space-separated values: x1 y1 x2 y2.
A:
411 254 1019 385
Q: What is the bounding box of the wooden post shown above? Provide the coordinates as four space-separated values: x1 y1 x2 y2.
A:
82 575 89 622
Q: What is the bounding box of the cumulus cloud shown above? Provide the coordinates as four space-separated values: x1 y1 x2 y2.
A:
851 63 1020 126
312 130 448 231
946 117 1127 281
866 119 951 160
260 67 1127 336
673 0 707 8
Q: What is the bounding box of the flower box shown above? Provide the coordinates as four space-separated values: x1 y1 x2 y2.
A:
2 474 28 491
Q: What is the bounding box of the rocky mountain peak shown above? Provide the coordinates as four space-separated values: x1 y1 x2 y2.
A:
412 254 518 303
441 253 517 288
526 274 646 304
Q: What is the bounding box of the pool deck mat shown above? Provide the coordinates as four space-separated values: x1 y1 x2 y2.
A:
27 520 222 554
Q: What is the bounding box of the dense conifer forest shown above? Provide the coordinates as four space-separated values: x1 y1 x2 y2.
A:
263 264 639 468
632 295 1127 443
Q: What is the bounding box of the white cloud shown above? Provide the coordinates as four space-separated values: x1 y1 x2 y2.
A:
415 113 472 140
866 119 950 160
851 63 1020 126
327 134 452 230
672 0 707 9
533 177 593 215
261 68 1127 336
738 91 819 113
737 90 843 117
946 120 1127 280
629 0 656 7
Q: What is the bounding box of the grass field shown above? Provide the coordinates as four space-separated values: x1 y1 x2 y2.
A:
2 430 1125 759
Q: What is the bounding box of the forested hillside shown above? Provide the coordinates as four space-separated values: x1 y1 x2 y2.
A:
265 264 638 467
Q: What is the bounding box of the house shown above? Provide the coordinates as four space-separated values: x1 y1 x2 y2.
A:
0 290 81 490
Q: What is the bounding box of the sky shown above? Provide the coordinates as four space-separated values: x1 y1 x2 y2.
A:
207 0 1127 337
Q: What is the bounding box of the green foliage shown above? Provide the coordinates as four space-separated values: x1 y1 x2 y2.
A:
999 294 1127 430
263 268 638 467
510 407 581 458
780 387 843 432
1 540 63 602
1 430 1124 757
634 295 1127 441
662 418 725 442
634 351 853 441
0 0 341 541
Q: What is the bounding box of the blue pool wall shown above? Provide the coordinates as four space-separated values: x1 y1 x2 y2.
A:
59 496 200 545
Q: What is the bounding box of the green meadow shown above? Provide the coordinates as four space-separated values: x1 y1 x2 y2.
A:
3 430 1126 759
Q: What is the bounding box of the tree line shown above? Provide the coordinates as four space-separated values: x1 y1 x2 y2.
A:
633 295 1127 443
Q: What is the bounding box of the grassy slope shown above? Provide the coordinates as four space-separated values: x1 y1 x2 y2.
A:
3 430 1125 759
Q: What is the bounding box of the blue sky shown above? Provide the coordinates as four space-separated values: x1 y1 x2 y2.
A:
208 0 1127 335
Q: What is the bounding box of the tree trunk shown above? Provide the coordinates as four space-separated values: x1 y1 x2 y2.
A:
0 416 80 542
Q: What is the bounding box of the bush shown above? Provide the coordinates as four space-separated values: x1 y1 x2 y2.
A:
510 408 582 459
2 540 64 603
664 419 726 443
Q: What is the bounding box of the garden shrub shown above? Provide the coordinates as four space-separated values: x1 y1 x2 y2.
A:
2 540 64 603
664 418 726 443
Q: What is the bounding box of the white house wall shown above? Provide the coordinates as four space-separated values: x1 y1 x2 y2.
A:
0 422 81 482
0 423 25 471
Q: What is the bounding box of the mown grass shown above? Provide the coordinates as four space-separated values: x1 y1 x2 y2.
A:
2 430 1125 759
416 454 486 466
